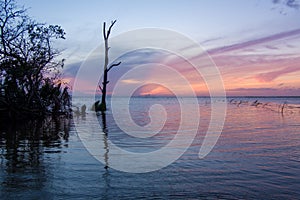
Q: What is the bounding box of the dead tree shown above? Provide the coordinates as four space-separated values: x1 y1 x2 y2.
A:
98 20 121 111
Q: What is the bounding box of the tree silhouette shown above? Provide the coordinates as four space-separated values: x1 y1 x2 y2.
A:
0 0 70 118
97 20 121 111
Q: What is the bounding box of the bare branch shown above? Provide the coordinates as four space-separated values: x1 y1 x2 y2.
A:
106 20 116 39
107 61 121 72
98 85 103 92
103 22 106 39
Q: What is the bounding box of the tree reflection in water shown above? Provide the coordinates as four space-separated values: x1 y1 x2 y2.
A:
0 117 70 192
100 111 111 197
100 111 109 168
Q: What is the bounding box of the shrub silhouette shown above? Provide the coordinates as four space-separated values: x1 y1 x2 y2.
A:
0 0 70 119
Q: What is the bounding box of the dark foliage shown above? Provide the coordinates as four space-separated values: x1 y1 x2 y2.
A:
0 0 70 119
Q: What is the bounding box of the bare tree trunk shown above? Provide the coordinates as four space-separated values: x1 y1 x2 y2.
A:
98 20 121 111
100 31 109 111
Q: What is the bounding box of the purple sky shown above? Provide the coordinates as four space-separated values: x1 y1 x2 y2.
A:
22 0 300 96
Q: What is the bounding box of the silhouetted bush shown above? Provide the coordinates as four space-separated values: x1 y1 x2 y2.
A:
0 0 70 119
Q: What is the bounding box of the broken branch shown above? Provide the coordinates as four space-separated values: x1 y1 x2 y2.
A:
107 61 121 72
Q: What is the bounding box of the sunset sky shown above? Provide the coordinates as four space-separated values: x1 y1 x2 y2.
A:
22 0 300 96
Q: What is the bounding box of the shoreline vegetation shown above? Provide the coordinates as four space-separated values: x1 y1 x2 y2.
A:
0 0 71 120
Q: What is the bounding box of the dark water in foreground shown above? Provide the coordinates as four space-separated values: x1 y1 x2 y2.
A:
1 97 300 199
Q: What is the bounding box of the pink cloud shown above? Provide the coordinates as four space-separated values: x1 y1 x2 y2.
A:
227 87 300 96
207 28 300 55
255 66 300 82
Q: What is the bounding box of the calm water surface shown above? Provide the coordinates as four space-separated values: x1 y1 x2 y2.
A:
1 97 300 199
